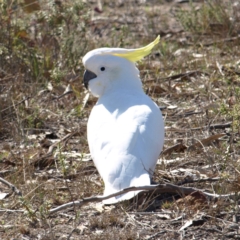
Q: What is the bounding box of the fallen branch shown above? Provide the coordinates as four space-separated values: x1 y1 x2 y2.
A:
49 183 237 215
0 177 22 196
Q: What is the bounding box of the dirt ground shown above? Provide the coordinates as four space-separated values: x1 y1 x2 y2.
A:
1 0 240 239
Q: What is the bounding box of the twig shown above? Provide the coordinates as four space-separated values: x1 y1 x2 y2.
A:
177 177 223 185
67 228 79 240
191 122 232 130
197 35 240 47
177 111 203 118
146 70 209 82
161 143 187 155
166 122 232 133
145 230 169 240
0 209 24 213
1 96 31 113
53 90 73 100
187 133 226 150
47 132 77 154
0 177 22 196
9 182 46 210
49 183 237 215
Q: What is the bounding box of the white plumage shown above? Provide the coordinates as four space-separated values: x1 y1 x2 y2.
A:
82 36 164 204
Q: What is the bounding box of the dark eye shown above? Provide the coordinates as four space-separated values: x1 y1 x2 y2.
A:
100 67 105 71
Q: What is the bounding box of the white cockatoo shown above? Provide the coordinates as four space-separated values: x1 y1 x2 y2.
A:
82 36 164 204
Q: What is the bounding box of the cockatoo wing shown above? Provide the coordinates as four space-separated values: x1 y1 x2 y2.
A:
87 90 164 204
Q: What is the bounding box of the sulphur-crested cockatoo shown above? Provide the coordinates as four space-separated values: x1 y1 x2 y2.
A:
82 36 164 204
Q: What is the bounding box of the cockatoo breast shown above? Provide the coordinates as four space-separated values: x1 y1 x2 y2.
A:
87 89 164 203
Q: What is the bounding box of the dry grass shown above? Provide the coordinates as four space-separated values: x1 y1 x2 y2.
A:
1 0 240 239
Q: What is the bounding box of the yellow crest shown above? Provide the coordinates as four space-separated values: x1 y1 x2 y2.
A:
112 36 160 62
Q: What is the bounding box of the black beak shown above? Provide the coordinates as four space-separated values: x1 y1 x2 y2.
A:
83 70 97 89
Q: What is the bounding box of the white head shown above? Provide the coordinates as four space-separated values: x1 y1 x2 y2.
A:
82 36 160 97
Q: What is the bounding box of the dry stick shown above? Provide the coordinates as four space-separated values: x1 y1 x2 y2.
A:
166 122 231 133
47 132 77 154
146 230 175 240
197 35 240 47
49 183 237 215
1 96 31 113
0 177 22 196
0 209 24 213
9 182 46 211
182 36 240 48
146 70 209 83
177 111 203 118
177 177 224 185
191 122 232 131
53 90 73 100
